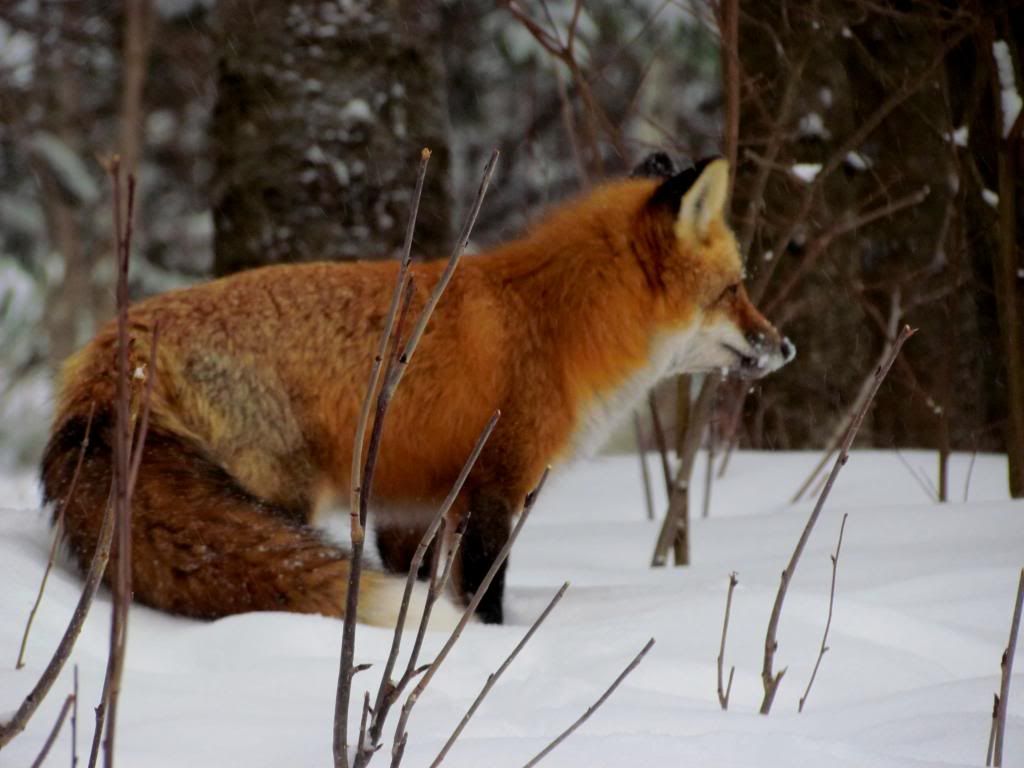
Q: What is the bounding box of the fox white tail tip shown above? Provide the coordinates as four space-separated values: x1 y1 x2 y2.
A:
359 576 471 632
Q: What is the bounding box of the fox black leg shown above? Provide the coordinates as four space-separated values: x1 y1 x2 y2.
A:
461 492 512 624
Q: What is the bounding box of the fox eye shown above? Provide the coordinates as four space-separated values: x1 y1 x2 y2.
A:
718 282 740 301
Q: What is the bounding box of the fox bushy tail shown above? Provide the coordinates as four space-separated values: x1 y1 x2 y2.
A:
39 408 457 627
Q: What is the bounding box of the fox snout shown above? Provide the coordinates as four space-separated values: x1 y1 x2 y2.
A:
728 329 796 379
702 283 795 380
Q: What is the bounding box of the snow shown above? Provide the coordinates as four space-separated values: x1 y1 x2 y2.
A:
993 41 1022 137
0 19 36 87
1 451 1022 767
798 113 828 140
792 163 821 183
844 151 871 171
339 99 374 125
26 132 100 205
951 126 969 148
982 189 999 208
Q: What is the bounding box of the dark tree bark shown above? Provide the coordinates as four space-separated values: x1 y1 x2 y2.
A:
731 1 1002 455
211 0 452 275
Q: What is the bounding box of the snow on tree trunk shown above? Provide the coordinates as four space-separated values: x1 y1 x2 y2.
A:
211 0 452 275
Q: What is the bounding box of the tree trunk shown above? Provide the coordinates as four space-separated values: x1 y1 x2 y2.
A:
211 0 452 275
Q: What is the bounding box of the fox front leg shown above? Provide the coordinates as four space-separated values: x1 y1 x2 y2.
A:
459 491 513 624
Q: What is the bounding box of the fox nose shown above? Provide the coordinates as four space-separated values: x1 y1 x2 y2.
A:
780 337 796 363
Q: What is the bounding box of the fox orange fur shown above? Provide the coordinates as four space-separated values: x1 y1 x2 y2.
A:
41 155 793 626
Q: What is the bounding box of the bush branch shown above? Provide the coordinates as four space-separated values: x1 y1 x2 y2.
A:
759 325 914 715
521 638 656 768
798 513 849 712
989 568 1024 767
717 572 738 710
430 582 570 767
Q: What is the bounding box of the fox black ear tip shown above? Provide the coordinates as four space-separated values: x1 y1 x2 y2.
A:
631 152 676 179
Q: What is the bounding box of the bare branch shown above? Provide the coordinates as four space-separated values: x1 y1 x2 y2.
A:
652 377 718 567
750 23 973 301
430 582 570 767
17 403 96 670
391 470 551 766
335 151 498 768
360 412 500 760
521 638 656 768
633 412 655 521
92 162 151 768
647 392 673 497
717 573 738 710
990 568 1024 767
798 513 849 712
386 149 500 396
0 486 116 750
30 694 75 768
792 292 901 503
350 149 431 540
760 325 914 714
964 451 979 503
72 664 78 767
763 187 930 317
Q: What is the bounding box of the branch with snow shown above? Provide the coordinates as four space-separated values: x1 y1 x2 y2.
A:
992 41 1022 138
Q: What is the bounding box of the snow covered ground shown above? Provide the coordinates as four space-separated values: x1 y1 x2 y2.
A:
1 450 1022 767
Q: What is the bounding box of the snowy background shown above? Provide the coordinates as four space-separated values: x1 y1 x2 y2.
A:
2 450 1021 767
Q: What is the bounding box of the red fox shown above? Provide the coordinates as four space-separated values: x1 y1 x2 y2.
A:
40 155 793 626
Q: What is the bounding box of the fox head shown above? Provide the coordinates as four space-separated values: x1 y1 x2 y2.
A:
633 154 795 379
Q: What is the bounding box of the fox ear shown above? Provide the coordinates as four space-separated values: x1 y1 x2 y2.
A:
676 158 730 239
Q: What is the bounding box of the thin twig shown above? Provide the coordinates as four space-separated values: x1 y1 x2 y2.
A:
335 151 498 768
360 412 500 762
349 149 430 540
30 694 75 768
92 163 149 768
521 638 656 768
0 485 116 749
335 151 431 768
751 23 973 301
335 312 404 768
648 392 673 497
964 451 979 502
717 573 738 710
652 376 718 567
760 326 914 715
72 664 78 767
702 420 716 520
633 412 654 521
17 403 96 670
391 471 550 767
798 514 849 713
990 568 1024 767
894 449 938 502
987 692 999 767
430 582 570 767
793 293 901 503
